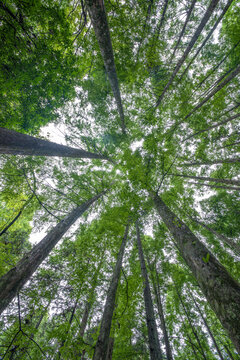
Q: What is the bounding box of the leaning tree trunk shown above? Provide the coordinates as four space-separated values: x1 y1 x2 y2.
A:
86 0 126 135
0 190 106 315
146 256 173 360
93 224 129 360
136 223 163 360
184 112 240 141
156 0 220 107
150 192 240 354
179 157 240 166
180 0 234 79
0 127 110 160
187 181 240 191
190 291 225 360
170 173 240 186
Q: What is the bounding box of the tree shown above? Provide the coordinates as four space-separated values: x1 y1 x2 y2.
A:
1 0 240 358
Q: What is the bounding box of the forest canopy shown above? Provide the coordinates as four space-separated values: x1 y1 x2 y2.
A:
0 0 240 359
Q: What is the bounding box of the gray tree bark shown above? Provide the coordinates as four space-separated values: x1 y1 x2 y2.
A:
136 223 163 360
150 192 240 354
0 127 110 160
170 173 240 186
86 0 126 134
0 190 106 315
93 224 129 360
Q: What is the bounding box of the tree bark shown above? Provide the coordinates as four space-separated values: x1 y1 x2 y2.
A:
93 224 129 360
136 223 163 360
150 192 240 354
170 173 240 186
190 291 225 360
86 0 126 135
184 113 240 141
180 0 234 79
106 337 114 360
179 157 240 166
156 0 220 107
0 127 110 160
0 190 106 315
187 181 240 191
185 65 240 120
169 0 197 64
146 256 173 360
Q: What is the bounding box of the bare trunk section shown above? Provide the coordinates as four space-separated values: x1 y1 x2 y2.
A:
136 223 163 360
0 127 110 160
86 0 126 134
184 113 240 141
180 0 234 79
0 191 106 315
185 65 240 120
187 181 240 191
179 157 240 166
146 256 173 360
106 337 114 360
156 0 220 107
93 224 129 360
169 0 197 64
170 173 240 186
175 286 207 359
190 291 225 360
150 192 240 353
190 216 240 256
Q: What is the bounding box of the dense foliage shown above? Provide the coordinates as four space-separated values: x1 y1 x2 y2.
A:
0 0 240 358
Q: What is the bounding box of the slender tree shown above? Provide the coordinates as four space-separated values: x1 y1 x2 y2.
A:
170 173 240 186
136 223 163 360
0 190 106 315
179 157 240 166
93 223 129 360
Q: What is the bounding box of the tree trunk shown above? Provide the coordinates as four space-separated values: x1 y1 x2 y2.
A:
170 173 240 186
169 0 197 64
184 112 240 141
93 224 129 360
185 65 240 120
86 0 126 135
156 0 220 107
190 216 240 256
150 192 240 354
190 291 225 360
0 190 106 315
187 181 240 191
180 0 234 79
106 337 114 360
0 127 110 160
179 157 240 166
175 286 207 360
146 256 173 360
136 223 163 360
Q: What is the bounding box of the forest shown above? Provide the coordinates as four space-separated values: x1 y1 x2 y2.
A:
0 0 240 358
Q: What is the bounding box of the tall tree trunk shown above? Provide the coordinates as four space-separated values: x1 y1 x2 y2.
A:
180 0 234 79
0 127 110 160
156 0 220 107
179 157 240 166
187 181 240 191
170 173 240 186
106 337 114 360
150 192 240 354
175 286 207 360
184 112 240 141
155 0 169 39
136 223 163 360
146 256 173 360
185 65 240 120
86 0 126 134
190 216 240 256
93 224 129 360
169 0 197 64
190 291 225 360
0 190 106 315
